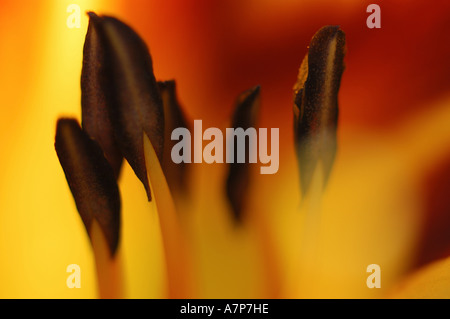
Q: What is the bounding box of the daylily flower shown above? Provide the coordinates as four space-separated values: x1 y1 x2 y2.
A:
0 0 449 299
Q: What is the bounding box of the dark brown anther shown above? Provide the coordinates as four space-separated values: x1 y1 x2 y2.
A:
55 118 121 257
81 15 123 179
293 25 346 196
158 80 189 197
87 12 165 201
226 85 261 221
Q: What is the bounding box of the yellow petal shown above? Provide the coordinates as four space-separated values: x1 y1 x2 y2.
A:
390 257 450 298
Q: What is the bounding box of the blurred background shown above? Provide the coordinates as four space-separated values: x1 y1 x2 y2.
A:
0 0 449 298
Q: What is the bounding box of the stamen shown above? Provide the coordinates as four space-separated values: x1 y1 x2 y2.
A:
293 25 346 196
226 85 261 221
158 80 190 198
81 14 123 179
54 118 120 257
87 12 165 201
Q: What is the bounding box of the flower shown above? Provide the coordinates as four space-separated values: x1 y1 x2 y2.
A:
0 0 449 299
